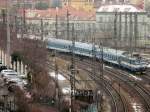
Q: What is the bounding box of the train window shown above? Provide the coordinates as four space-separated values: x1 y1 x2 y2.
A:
112 56 114 60
103 53 105 57
110 55 112 59
123 57 127 62
122 58 125 61
112 55 113 59
113 56 115 60
131 60 135 64
104 53 106 57
114 56 116 60
109 55 112 59
108 54 110 58
106 54 108 57
105 54 107 57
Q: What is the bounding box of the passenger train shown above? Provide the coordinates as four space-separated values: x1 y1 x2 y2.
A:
47 38 149 73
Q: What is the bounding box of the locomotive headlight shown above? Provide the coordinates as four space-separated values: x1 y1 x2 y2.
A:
147 64 150 68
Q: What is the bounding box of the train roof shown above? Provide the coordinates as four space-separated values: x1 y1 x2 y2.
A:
48 38 94 49
47 38 71 45
47 38 125 56
101 47 125 56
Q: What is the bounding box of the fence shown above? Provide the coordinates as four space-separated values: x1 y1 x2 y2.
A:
0 95 17 112
80 104 98 112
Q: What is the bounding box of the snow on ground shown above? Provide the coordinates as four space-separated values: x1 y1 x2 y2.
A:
147 64 150 68
62 87 71 94
128 74 142 81
49 72 66 81
49 72 71 95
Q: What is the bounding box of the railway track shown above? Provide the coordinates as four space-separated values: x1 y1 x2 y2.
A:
105 68 150 112
144 70 150 80
81 66 128 112
55 53 129 112
49 57 125 112
56 52 150 112
74 55 150 112
48 63 80 84
71 54 150 112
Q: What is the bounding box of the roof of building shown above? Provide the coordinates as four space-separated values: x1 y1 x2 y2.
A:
97 4 144 12
0 0 6 8
18 6 95 21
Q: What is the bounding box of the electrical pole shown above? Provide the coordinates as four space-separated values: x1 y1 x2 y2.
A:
114 12 118 56
124 12 128 47
1 9 6 63
114 12 117 49
92 24 96 78
41 19 44 41
91 24 98 109
129 13 133 56
55 7 60 111
23 0 26 33
134 12 138 51
99 41 104 111
119 12 122 48
70 23 75 112
6 0 11 67
67 9 70 40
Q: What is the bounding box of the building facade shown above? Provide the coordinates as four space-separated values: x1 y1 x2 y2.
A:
62 0 95 12
96 5 150 47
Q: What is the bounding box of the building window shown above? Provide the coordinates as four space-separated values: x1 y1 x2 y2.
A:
99 17 103 22
124 8 131 12
113 8 119 12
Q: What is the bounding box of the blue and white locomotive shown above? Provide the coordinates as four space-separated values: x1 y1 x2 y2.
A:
47 38 149 73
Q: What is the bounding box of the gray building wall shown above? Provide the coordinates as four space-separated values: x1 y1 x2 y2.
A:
96 11 150 47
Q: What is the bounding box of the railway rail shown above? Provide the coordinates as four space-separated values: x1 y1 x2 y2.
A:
55 53 129 112
82 66 128 112
49 57 124 112
105 68 150 112
73 54 150 112
48 63 80 84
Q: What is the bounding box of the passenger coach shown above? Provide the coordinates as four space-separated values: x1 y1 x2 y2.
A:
47 38 149 73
